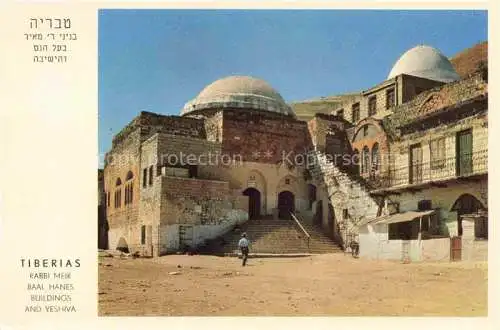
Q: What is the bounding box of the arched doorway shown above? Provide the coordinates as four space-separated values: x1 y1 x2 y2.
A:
243 188 261 220
116 237 129 253
278 191 295 219
307 184 317 210
451 194 485 236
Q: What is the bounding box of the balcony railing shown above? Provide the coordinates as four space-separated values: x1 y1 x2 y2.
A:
371 149 487 190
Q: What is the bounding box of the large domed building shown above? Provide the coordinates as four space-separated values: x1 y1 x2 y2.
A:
388 45 461 82
181 75 295 117
103 42 488 262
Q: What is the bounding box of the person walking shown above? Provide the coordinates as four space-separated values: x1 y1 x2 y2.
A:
238 233 250 266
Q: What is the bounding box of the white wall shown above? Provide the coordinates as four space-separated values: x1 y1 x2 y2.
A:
421 238 450 261
360 223 453 262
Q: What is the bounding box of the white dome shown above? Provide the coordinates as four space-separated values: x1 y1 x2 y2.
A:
181 76 295 117
388 45 460 82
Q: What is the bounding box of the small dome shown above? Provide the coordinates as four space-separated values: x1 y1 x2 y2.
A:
181 76 295 117
388 45 460 83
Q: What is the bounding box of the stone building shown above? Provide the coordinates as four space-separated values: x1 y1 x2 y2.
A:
102 44 488 259
98 169 108 249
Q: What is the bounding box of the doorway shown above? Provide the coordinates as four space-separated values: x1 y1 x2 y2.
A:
243 188 261 220
456 129 473 176
307 184 317 210
451 193 484 236
278 191 295 219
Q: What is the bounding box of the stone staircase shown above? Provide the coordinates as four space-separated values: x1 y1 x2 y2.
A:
307 150 381 229
298 219 344 253
198 216 342 255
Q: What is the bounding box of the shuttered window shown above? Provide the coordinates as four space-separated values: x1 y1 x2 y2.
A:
430 138 446 169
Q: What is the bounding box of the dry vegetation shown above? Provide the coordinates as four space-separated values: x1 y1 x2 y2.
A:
450 41 488 78
99 253 487 316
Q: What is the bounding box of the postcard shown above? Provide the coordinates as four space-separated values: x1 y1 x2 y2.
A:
0 1 494 329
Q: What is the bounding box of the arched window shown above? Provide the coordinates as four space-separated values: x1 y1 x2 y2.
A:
362 146 370 174
371 143 380 172
114 178 122 208
125 171 134 205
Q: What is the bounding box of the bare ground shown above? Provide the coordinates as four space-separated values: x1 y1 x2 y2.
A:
98 254 487 316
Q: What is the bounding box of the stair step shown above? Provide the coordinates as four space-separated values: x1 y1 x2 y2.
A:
198 217 342 255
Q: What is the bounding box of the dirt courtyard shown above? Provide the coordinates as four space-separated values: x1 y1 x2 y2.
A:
98 253 487 316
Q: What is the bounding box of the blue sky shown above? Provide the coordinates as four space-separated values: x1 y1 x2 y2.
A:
98 9 487 160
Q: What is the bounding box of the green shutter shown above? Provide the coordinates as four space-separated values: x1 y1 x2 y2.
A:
457 130 473 176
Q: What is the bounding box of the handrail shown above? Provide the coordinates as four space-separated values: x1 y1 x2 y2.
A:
290 212 311 252
290 212 310 239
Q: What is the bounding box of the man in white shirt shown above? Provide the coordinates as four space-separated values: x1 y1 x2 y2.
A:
238 233 250 266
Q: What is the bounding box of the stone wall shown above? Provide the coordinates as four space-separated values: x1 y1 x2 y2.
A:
362 79 398 118
401 74 445 103
307 114 352 155
112 111 206 148
158 176 247 254
105 128 142 253
204 111 223 142
221 109 312 164
156 133 222 169
384 73 487 135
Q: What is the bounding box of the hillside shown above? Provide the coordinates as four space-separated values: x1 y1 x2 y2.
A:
450 41 488 78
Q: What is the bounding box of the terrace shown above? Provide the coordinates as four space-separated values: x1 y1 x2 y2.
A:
370 148 487 194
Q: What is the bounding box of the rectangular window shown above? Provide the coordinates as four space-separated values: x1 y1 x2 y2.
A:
388 220 418 240
409 143 423 184
386 88 395 109
368 96 377 116
337 109 344 118
351 103 360 122
417 200 432 211
148 166 153 185
114 189 121 208
143 168 147 188
430 138 446 169
342 209 349 220
141 225 146 245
